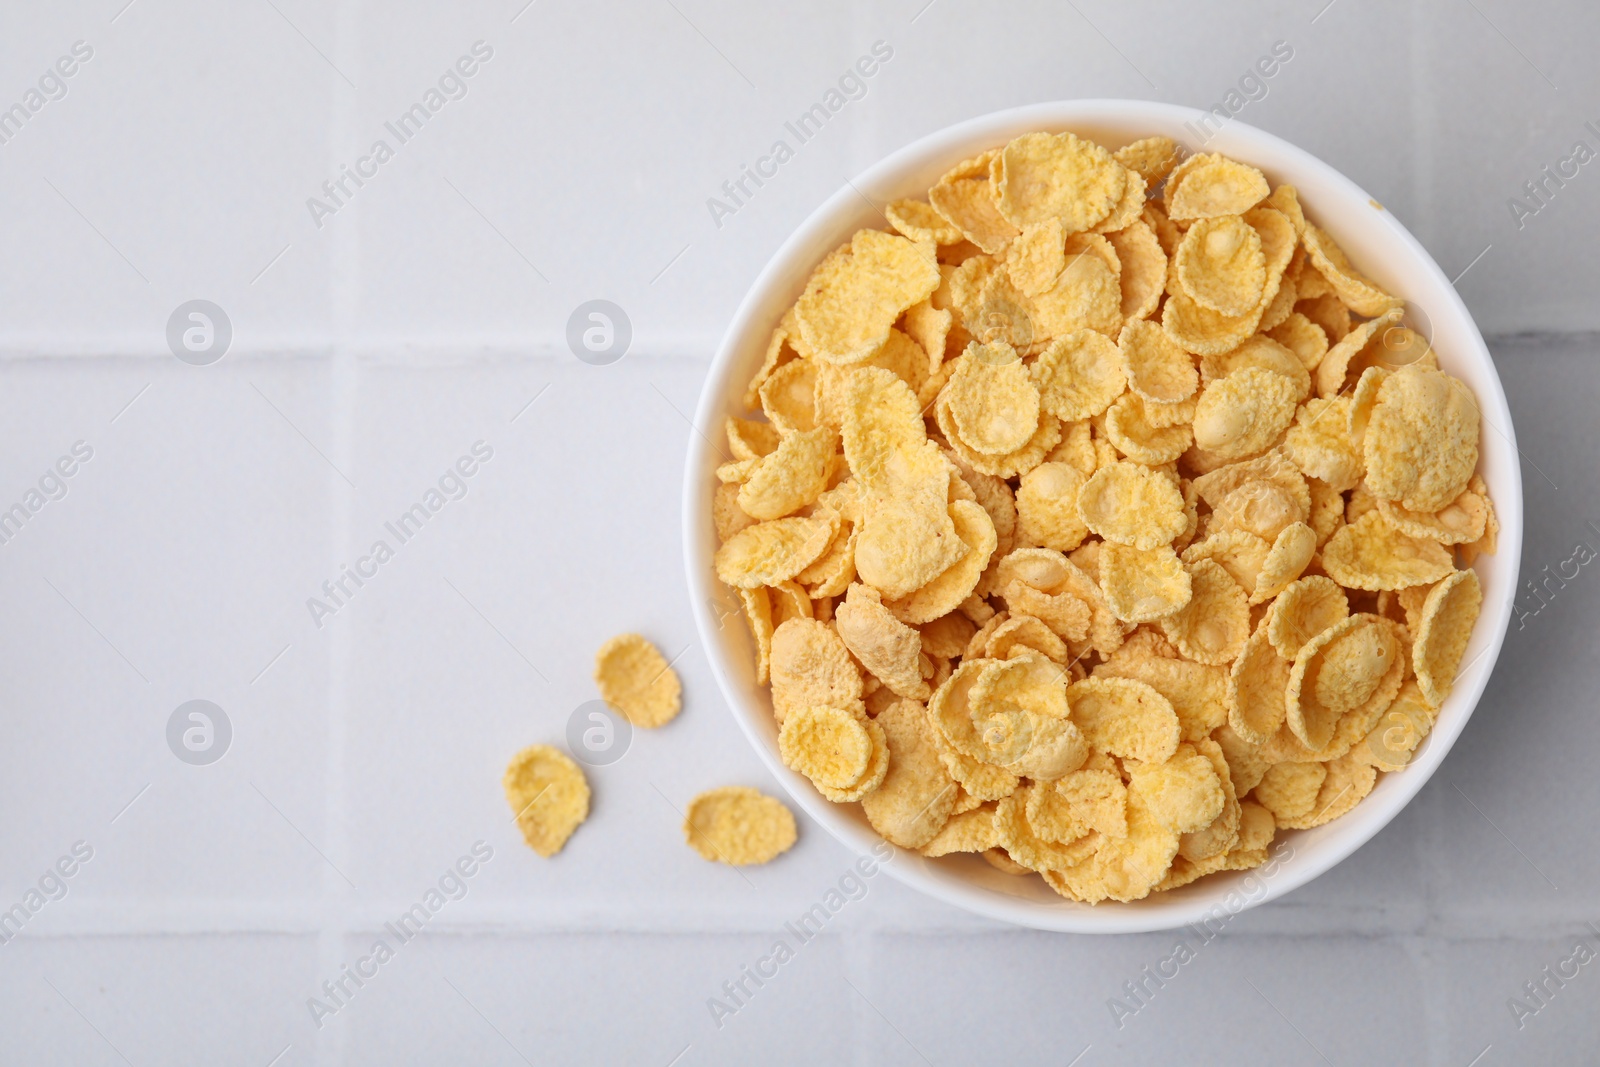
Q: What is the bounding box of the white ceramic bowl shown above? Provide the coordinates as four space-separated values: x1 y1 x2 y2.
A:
684 100 1522 933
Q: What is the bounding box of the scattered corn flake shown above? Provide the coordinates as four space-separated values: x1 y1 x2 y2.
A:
1364 364 1480 512
1114 135 1180 184
504 745 590 858
1068 675 1181 763
1029 234 1124 337
737 425 837 520
1015 461 1089 552
1201 335 1310 402
780 703 875 790
1414 568 1482 708
795 229 940 364
594 633 683 728
919 803 1001 856
1165 153 1270 220
1120 319 1198 404
1105 393 1193 465
1078 461 1187 549
684 786 797 866
995 131 1125 233
1266 575 1350 660
1176 215 1267 316
886 198 964 246
1032 329 1127 422
770 617 863 725
1160 559 1250 665
1321 511 1455 591
885 499 999 624
1301 223 1401 317
1227 628 1291 745
1100 542 1192 623
1004 218 1067 296
1192 367 1300 460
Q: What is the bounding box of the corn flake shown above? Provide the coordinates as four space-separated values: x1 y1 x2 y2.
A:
504 745 590 858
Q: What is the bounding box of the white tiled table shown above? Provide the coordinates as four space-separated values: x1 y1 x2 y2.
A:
1 2 1597 1064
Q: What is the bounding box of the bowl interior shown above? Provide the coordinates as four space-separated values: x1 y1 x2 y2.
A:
685 100 1522 933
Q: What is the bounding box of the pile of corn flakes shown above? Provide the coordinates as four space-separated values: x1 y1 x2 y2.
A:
711 131 1495 903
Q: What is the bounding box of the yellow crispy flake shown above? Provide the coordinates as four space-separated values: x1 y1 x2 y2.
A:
504 745 590 857
1119 318 1198 404
983 613 1069 664
739 586 774 685
835 582 930 700
995 788 1099 871
1004 218 1067 295
994 131 1125 232
715 513 838 589
714 481 757 542
862 698 958 848
1357 679 1436 771
1044 792 1179 903
1165 153 1269 219
938 394 1063 479
1029 234 1124 337
1161 283 1263 357
726 416 781 461
1254 522 1317 603
1283 397 1363 491
1414 568 1482 708
1267 575 1350 659
1268 311 1330 371
1227 628 1291 745
1105 218 1167 322
1128 743 1226 834
759 357 818 433
594 633 683 728
1175 214 1266 316
1160 558 1250 664
737 425 837 520
1182 528 1272 597
1105 393 1193 465
886 499 999 624
1316 306 1404 398
1322 511 1455 591
1275 752 1377 830
1068 676 1181 763
919 803 1001 856
1252 761 1326 823
1192 367 1300 460
1100 543 1192 623
941 343 1042 455
1377 486 1490 546
1364 365 1481 512
745 309 805 410
770 618 863 724
1113 135 1179 183
780 704 874 789
1302 223 1402 317
1285 613 1403 752
886 198 964 246
1201 335 1310 401
1032 329 1127 421
930 151 1021 254
795 229 940 364
1015 461 1089 552
684 786 797 865
1078 461 1187 549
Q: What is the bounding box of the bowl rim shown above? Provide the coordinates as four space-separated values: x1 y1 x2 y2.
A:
683 99 1523 933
